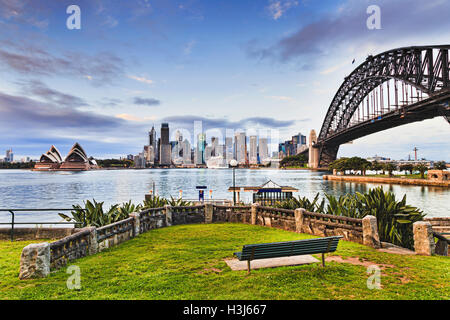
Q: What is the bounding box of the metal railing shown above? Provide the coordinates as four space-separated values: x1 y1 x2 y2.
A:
0 209 84 241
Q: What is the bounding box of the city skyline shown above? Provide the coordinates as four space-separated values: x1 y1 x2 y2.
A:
0 1 449 161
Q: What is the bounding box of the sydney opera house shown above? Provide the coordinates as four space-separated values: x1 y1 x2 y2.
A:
34 143 98 171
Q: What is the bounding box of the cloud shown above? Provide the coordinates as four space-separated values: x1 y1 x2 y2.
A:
0 91 122 131
265 95 294 102
251 0 450 63
115 113 157 122
161 115 300 131
183 40 197 55
133 97 161 106
127 75 154 85
17 79 88 108
0 41 125 85
266 0 299 20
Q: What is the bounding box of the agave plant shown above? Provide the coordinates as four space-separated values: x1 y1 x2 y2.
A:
59 199 138 228
354 188 425 249
141 195 193 209
274 193 325 213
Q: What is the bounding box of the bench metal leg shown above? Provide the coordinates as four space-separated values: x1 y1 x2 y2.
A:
247 260 251 274
321 253 325 267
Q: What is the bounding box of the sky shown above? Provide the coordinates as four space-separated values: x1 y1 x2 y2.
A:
0 0 449 161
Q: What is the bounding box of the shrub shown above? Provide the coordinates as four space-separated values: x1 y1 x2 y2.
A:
274 187 425 249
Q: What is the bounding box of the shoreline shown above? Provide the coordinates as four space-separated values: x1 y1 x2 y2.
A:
323 174 450 188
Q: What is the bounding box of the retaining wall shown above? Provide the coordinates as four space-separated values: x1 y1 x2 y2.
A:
17 203 401 279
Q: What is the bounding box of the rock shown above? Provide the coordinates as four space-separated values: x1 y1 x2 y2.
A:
19 242 50 279
413 222 435 255
362 215 381 248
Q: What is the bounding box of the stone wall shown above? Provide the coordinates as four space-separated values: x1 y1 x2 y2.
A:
19 203 421 280
0 227 75 241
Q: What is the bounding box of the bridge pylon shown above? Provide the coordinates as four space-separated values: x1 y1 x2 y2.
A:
308 130 319 168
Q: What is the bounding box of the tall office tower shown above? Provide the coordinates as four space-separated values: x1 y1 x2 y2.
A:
159 123 171 165
216 144 225 158
149 126 157 163
225 137 233 163
6 148 13 163
292 133 307 154
204 145 213 161
249 136 258 164
259 138 269 163
182 139 191 164
211 137 218 157
235 132 247 165
196 133 206 165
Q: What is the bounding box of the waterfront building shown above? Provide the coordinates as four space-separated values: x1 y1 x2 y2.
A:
159 123 171 165
204 145 213 161
5 148 13 163
292 133 307 154
35 143 98 171
225 137 233 164
149 126 157 163
211 137 218 157
249 136 258 164
182 139 191 164
196 133 206 165
134 152 146 168
259 138 269 164
127 154 134 161
235 132 247 165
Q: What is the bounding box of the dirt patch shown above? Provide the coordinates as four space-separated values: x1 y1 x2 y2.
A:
325 256 395 269
198 267 223 274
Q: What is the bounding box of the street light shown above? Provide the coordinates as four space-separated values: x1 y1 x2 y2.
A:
230 159 238 205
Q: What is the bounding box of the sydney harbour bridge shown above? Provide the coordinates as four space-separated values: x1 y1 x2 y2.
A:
302 45 450 168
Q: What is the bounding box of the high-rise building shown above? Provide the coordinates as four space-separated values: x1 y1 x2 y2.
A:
149 126 157 163
225 137 233 164
5 148 13 163
259 138 269 163
195 133 206 165
182 139 191 164
249 136 258 164
159 123 171 165
211 137 218 157
235 132 247 165
292 133 307 154
204 145 213 161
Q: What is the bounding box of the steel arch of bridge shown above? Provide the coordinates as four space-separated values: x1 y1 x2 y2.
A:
318 45 450 142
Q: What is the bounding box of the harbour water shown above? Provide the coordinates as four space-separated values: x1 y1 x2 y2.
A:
0 168 448 224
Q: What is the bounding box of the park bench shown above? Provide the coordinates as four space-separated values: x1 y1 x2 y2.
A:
234 236 343 273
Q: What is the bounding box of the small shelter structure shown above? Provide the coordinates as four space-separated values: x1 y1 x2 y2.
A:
228 180 298 205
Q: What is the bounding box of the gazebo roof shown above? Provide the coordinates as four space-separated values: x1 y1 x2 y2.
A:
228 180 298 193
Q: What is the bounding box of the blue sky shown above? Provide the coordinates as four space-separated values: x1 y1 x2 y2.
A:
0 0 449 161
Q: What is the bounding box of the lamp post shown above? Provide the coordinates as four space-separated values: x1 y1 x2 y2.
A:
230 159 238 205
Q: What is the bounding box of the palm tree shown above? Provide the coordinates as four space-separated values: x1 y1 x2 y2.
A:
414 163 429 179
434 161 447 170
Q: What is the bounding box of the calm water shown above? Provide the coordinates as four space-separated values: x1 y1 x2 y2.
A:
0 169 448 224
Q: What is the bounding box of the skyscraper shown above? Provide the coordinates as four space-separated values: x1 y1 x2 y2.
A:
259 138 269 163
225 137 233 164
249 136 258 164
5 148 13 163
235 132 247 165
182 139 191 164
196 133 206 165
148 126 157 164
159 123 171 165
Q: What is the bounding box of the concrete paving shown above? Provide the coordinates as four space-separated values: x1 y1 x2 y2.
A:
225 255 320 271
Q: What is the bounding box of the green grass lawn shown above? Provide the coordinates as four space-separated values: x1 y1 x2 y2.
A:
0 223 448 300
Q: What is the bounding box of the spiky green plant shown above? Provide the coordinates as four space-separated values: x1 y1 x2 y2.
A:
59 199 138 228
274 193 325 212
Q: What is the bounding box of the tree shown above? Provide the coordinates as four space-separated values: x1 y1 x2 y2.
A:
399 164 414 175
280 154 307 168
434 161 447 170
383 162 397 177
414 163 429 179
371 161 383 174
